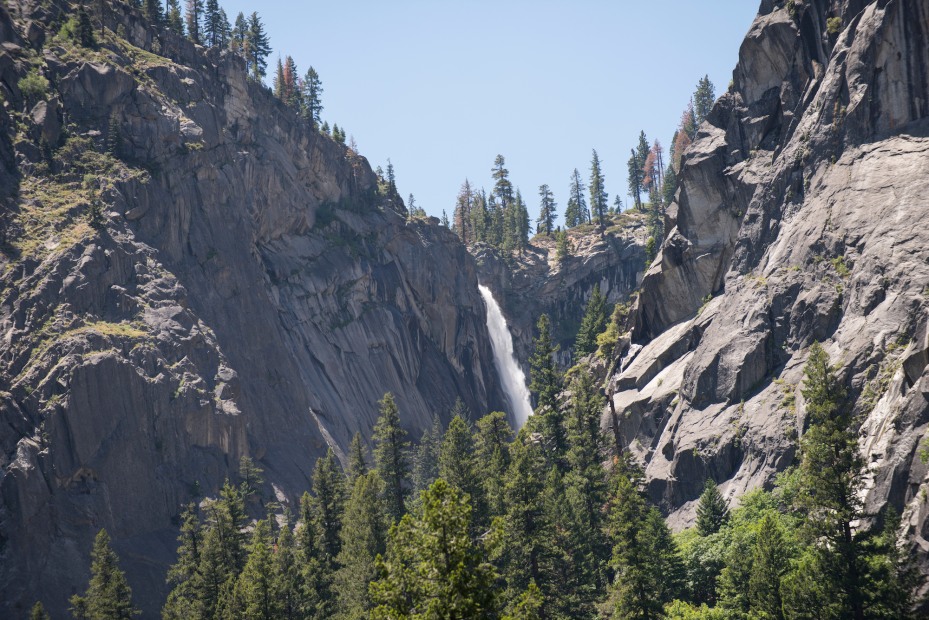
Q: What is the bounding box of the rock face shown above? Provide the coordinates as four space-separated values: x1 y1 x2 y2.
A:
474 215 649 369
609 0 929 581
0 2 505 617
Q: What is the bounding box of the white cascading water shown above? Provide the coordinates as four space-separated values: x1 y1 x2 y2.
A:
478 285 534 428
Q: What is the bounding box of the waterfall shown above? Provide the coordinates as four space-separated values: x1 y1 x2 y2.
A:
478 285 534 428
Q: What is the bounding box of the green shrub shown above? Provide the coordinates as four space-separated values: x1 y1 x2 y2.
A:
827 17 843 35
18 69 49 104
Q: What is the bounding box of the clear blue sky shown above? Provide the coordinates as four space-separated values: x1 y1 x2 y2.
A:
222 1 759 223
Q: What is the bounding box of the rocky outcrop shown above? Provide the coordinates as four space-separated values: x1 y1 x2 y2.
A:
0 1 505 617
609 0 929 583
474 216 649 369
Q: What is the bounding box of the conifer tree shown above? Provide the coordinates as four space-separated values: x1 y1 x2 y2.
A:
662 163 678 206
536 184 557 235
311 448 346 564
273 58 286 99
371 480 499 619
627 148 643 211
77 5 96 47
439 414 486 530
508 582 544 620
453 180 474 244
589 149 608 229
696 479 729 536
144 0 163 26
185 0 203 43
30 602 50 620
238 455 264 500
162 503 202 619
747 514 789 620
297 492 329 618
604 471 683 619
216 8 230 47
575 285 609 358
237 519 276 619
333 471 387 619
347 432 368 483
203 0 222 46
231 11 247 52
493 434 562 613
693 75 716 126
565 168 588 228
70 529 140 620
555 229 572 263
301 66 323 127
793 342 867 620
373 392 410 523
470 189 488 243
245 12 271 80
492 154 515 211
410 414 441 498
474 411 513 518
165 0 184 35
529 314 565 460
272 515 303 620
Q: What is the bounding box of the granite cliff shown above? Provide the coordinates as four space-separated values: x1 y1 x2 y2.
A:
0 1 506 616
605 0 929 588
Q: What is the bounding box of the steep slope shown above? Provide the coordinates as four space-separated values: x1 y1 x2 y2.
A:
609 0 929 574
0 2 505 616
475 213 649 369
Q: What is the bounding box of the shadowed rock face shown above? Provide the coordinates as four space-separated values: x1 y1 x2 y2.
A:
611 0 929 582
0 1 505 617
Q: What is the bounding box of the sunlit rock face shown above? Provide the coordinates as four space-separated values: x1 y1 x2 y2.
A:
609 0 929 575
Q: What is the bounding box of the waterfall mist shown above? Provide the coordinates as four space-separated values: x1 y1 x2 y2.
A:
478 285 534 428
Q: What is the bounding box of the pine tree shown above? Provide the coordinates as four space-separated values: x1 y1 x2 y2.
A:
589 149 608 230
508 582 543 620
474 411 513 519
272 515 303 620
492 154 515 210
370 480 499 619
333 471 387 619
696 479 729 536
470 189 488 243
77 4 97 46
794 342 866 620
575 285 609 358
439 414 487 529
536 184 557 235
662 163 678 206
410 414 441 498
162 503 202 619
238 519 276 619
347 432 368 483
747 514 789 620
231 11 247 53
555 229 572 263
30 602 50 620
373 392 410 523
239 455 264 499
563 370 610 598
273 58 286 99
303 67 323 127
144 0 163 26
693 75 716 126
297 492 330 619
185 0 203 43
604 471 684 619
529 314 564 460
165 0 184 35
493 434 562 613
216 8 231 47
70 529 140 620
565 168 588 228
245 12 271 80
311 448 346 564
203 0 222 46
626 149 641 211
453 179 474 244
